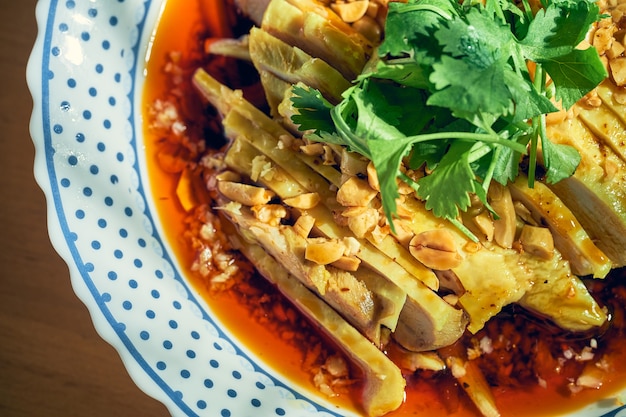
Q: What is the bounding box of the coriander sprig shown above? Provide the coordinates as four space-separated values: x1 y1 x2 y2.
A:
291 0 606 239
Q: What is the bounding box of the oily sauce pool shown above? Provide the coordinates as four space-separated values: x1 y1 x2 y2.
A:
141 1 626 416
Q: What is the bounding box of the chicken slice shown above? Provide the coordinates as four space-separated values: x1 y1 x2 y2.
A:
509 175 612 278
231 235 405 417
545 100 626 267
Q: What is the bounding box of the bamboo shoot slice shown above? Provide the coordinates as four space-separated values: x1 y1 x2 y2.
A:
248 27 350 102
231 236 405 417
258 70 292 119
223 137 468 349
226 206 384 342
222 108 441 290
440 343 500 417
261 0 371 80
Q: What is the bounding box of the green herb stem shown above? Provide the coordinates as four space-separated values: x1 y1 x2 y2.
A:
528 62 547 187
290 0 605 238
394 4 453 20
404 131 526 154
489 0 506 24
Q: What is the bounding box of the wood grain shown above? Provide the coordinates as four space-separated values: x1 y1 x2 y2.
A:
0 1 170 416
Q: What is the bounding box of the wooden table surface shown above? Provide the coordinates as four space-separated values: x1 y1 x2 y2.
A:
0 1 170 416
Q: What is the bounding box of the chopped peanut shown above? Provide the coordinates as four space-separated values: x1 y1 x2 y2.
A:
389 219 414 247
592 23 616 55
607 40 625 59
331 256 361 271
323 145 337 165
293 214 316 238
342 237 361 257
366 161 380 191
345 207 379 238
369 224 389 244
305 238 346 265
336 176 378 207
331 0 369 23
300 143 325 156
215 170 241 182
252 204 288 226
283 192 321 209
250 155 273 181
218 181 275 206
409 229 462 270
341 149 369 177
610 57 626 86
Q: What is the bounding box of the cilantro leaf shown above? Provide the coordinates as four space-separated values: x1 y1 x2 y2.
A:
428 55 514 123
416 141 482 219
540 129 581 183
519 0 607 108
350 80 413 222
409 140 449 170
352 80 407 136
369 137 416 223
488 144 521 184
381 0 458 57
427 8 519 124
539 48 608 109
290 85 335 135
365 58 431 89
435 5 514 63
522 0 599 54
289 0 605 238
503 69 557 122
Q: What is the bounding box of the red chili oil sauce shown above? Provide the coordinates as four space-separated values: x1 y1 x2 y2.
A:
141 1 626 416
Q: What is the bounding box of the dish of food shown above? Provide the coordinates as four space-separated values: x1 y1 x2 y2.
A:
28 0 626 416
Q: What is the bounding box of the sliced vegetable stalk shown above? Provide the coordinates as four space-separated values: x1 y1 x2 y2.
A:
223 136 408 333
260 0 372 80
248 27 350 115
230 229 406 417
211 80 469 351
220 203 387 343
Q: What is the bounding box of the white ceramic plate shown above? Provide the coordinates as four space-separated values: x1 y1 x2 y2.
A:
26 0 626 416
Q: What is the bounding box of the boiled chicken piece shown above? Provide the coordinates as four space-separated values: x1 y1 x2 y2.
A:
231 234 405 417
519 266 607 333
222 205 387 342
545 82 626 267
217 123 468 352
397 195 607 334
508 175 612 278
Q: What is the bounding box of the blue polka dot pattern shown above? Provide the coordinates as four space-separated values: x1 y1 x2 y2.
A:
29 1 390 417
